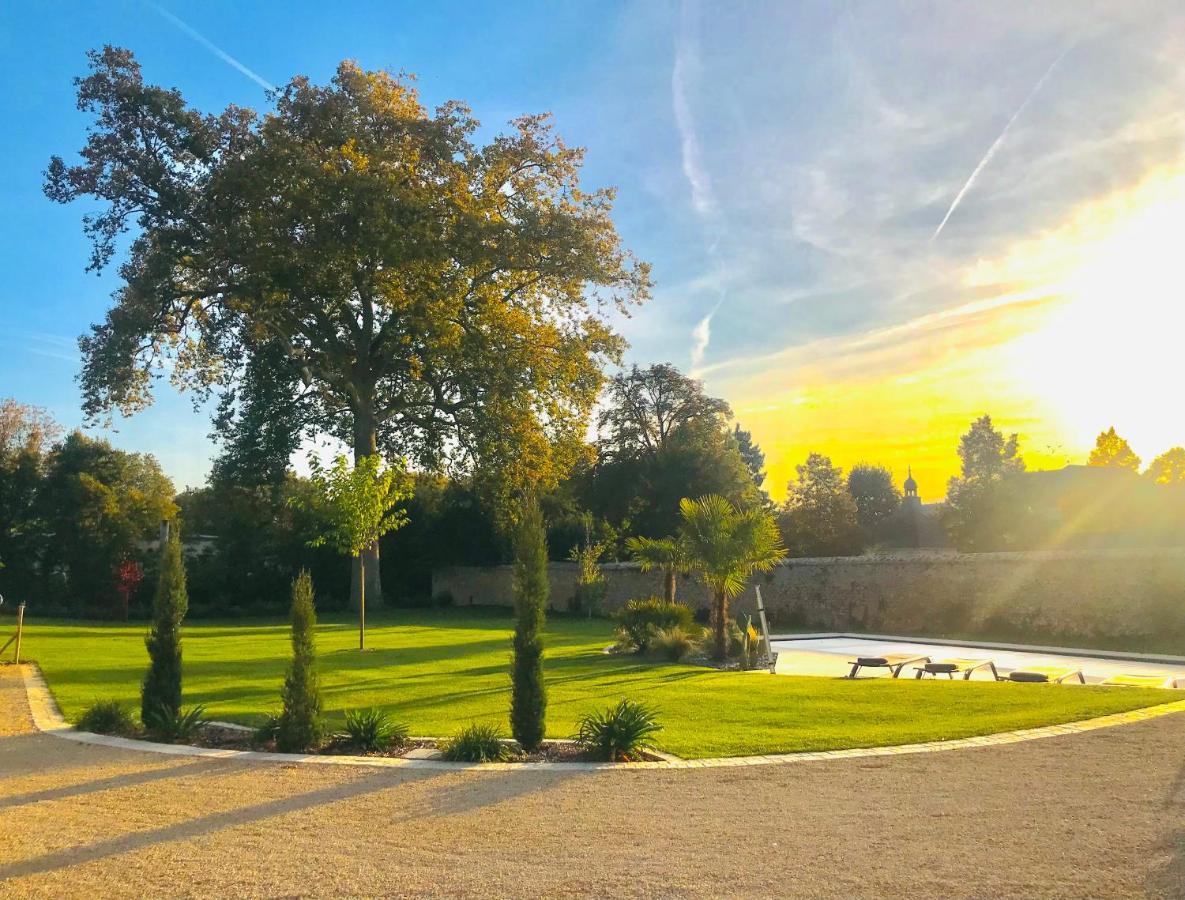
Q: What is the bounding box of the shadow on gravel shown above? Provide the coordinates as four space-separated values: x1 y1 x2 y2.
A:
0 757 236 810
1145 754 1185 897
0 768 439 881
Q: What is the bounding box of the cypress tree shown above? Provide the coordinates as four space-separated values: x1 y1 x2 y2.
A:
510 496 548 752
141 525 188 724
277 570 323 751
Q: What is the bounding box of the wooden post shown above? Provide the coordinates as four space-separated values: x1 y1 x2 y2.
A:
754 586 775 674
14 603 24 665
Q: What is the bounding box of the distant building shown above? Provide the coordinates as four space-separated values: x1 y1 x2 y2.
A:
894 467 948 548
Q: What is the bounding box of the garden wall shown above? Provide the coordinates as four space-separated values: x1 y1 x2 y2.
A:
432 549 1185 651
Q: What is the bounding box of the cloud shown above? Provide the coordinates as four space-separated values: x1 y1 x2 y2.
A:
151 3 276 93
671 7 714 218
931 45 1072 241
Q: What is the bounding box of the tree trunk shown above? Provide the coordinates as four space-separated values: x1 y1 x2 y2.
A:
664 568 677 604
350 409 382 612
712 590 729 661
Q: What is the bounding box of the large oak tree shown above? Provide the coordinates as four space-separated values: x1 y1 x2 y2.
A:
47 48 650 605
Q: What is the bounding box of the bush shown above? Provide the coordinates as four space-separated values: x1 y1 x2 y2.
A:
510 497 548 752
342 708 409 752
277 570 323 752
647 626 700 662
143 703 208 743
441 722 514 762
575 699 662 762
253 711 281 746
615 597 696 652
77 700 137 736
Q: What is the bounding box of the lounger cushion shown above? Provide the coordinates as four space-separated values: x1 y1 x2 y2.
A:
922 662 960 674
856 656 890 667
1009 671 1051 683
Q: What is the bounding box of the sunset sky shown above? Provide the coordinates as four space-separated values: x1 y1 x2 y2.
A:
1 1 1183 499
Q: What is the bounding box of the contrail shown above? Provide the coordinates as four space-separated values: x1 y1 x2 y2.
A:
931 46 1071 242
151 3 276 93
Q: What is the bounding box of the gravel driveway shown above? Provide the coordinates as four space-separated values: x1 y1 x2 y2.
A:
2 665 1183 898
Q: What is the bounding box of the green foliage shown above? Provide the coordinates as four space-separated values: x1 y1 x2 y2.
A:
780 453 863 557
647 626 700 662
442 722 514 762
50 47 648 531
732 424 767 495
1089 427 1142 472
568 526 607 615
342 708 409 752
846 463 902 544
253 711 282 746
575 699 662 762
583 364 759 538
510 497 548 752
143 703 208 743
626 535 686 603
677 494 786 660
303 454 411 559
277 570 323 752
614 597 696 652
77 699 137 736
942 415 1028 551
736 614 761 670
141 527 188 724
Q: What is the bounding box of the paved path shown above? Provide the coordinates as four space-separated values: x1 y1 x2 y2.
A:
2 666 1184 898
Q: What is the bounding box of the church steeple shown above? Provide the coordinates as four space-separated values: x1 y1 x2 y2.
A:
903 466 919 501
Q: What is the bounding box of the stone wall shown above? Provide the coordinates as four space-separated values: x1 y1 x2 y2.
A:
432 548 1185 649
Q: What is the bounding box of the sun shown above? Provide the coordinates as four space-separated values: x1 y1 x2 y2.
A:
1000 168 1185 458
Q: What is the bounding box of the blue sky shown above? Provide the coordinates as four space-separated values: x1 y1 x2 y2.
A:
2 1 1183 496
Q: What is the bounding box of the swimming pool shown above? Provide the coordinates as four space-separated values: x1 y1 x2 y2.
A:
768 634 1185 685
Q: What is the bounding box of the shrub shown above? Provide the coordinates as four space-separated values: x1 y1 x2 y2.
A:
510 497 548 752
277 570 323 752
253 711 281 746
441 722 514 762
144 703 208 743
141 526 188 725
77 700 137 736
575 699 662 762
615 597 696 652
736 614 762 670
342 708 409 752
647 626 700 662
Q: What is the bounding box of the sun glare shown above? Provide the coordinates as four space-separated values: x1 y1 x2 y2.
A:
1001 169 1185 457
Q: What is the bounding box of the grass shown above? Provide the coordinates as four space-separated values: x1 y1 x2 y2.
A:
19 606 1175 759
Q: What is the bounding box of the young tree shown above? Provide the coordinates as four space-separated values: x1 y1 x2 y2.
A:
677 495 786 660
1146 447 1185 485
141 525 188 724
626 535 686 603
847 463 902 543
780 453 863 557
277 570 323 752
941 415 1027 551
47 48 650 610
510 497 548 752
304 454 411 649
1088 427 1142 472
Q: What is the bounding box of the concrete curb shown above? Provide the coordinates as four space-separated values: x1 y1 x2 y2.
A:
20 663 1185 773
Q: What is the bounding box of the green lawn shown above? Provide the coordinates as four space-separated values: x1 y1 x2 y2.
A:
19 607 1174 759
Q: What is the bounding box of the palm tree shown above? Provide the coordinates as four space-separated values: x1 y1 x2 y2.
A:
625 535 686 603
676 494 786 660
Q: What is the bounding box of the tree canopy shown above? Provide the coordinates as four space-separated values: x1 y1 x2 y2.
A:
1088 427 1142 472
941 415 1028 551
47 48 650 503
779 453 863 557
1146 447 1185 485
846 463 902 543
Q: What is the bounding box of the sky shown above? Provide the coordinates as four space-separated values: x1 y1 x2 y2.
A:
1 1 1184 500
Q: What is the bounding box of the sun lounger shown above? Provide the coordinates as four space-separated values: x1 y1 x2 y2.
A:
847 653 930 679
914 658 999 681
1100 673 1183 689
1006 665 1085 684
